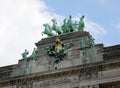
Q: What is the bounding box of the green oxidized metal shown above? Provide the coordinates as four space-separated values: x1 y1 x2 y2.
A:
21 49 29 64
42 15 85 37
41 37 73 63
42 24 56 36
79 35 95 50
32 48 38 60
51 18 63 35
78 15 85 31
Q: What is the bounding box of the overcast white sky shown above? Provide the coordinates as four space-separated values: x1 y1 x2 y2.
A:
0 0 108 67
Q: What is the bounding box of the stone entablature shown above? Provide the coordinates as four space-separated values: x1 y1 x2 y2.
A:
0 59 120 87
0 64 17 79
103 44 120 61
0 30 120 88
36 31 89 47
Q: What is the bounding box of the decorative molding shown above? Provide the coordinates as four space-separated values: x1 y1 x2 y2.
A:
0 60 120 87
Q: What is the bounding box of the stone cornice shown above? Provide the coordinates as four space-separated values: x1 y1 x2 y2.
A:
0 60 120 87
35 31 89 47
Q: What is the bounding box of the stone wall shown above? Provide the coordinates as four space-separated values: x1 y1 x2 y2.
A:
0 31 120 88
21 31 103 75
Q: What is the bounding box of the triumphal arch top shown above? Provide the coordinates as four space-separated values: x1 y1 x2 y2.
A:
0 15 120 88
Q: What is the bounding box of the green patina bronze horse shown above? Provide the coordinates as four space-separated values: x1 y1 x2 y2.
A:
51 18 63 35
61 18 70 33
42 24 56 36
78 15 85 31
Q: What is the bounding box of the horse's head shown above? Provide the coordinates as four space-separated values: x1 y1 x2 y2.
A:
80 15 85 20
63 18 66 23
69 15 72 19
51 19 54 22
51 18 57 23
43 24 47 27
43 24 50 29
51 19 55 24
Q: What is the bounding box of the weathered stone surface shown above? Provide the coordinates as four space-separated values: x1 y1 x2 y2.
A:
35 31 89 47
0 31 120 88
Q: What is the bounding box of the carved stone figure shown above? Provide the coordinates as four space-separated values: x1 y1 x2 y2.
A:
78 15 85 31
51 18 63 35
42 24 56 36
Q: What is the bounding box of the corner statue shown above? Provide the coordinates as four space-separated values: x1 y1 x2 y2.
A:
21 49 29 64
89 35 95 48
32 48 38 60
78 15 85 31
